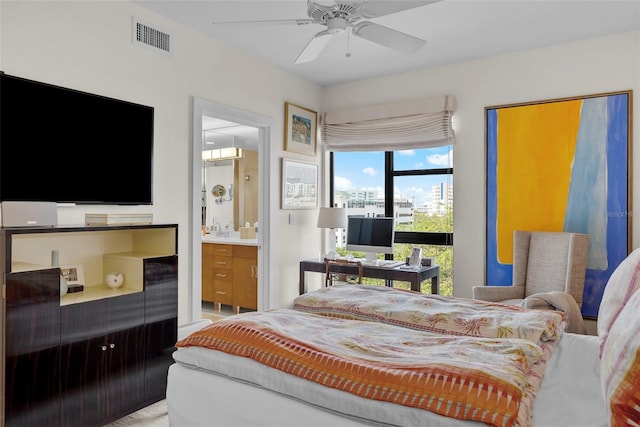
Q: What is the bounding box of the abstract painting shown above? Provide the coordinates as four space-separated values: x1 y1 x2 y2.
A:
485 91 631 317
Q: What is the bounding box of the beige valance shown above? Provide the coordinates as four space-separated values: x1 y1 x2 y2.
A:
321 95 456 151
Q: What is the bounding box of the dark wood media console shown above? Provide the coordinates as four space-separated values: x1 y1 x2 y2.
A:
0 224 178 427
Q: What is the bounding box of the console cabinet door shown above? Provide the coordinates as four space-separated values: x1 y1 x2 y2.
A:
60 299 108 426
5 269 61 427
105 293 145 420
60 293 145 427
143 256 178 403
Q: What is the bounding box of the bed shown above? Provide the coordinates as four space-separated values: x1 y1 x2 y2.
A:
168 251 640 426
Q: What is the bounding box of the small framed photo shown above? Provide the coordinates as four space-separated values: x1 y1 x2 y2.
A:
282 158 318 209
60 264 85 286
284 102 317 156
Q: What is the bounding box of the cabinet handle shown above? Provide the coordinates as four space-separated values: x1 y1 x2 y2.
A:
215 273 228 278
251 265 258 279
215 291 226 295
109 343 116 349
101 345 107 351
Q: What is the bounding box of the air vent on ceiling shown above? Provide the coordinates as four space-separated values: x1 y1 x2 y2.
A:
132 17 171 54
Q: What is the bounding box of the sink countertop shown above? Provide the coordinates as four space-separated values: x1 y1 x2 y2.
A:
202 234 258 246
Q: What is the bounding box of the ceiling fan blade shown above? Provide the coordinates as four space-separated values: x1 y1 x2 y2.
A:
212 18 314 27
352 21 426 53
357 0 441 19
295 30 333 64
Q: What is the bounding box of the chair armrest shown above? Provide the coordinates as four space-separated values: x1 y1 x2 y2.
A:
472 285 526 302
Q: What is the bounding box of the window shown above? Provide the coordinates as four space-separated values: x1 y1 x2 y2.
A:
331 147 453 295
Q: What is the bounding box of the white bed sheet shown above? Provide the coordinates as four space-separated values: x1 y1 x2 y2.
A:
167 333 608 427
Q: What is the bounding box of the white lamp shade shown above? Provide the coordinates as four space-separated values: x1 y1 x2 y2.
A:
317 207 347 229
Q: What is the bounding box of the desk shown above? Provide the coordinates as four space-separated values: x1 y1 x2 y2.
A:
299 259 440 295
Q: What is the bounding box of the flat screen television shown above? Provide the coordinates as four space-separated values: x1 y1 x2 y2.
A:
346 216 395 260
0 72 154 205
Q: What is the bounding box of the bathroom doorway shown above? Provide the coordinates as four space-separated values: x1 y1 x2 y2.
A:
191 97 273 322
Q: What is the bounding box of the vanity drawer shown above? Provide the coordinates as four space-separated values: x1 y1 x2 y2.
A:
210 244 233 257
212 255 233 269
212 275 233 306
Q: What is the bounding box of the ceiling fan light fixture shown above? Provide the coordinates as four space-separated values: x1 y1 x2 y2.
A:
326 17 347 34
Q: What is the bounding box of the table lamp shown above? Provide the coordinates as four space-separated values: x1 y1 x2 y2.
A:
317 207 347 259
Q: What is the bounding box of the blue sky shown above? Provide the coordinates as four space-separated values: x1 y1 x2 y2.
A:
333 147 453 206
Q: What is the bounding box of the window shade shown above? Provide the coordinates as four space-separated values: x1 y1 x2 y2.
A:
321 95 456 152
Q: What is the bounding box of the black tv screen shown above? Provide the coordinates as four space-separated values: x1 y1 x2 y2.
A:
0 72 153 205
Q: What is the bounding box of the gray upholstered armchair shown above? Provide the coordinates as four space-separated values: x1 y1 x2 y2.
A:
473 231 589 311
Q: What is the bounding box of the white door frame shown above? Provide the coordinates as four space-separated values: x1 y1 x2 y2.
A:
190 97 273 321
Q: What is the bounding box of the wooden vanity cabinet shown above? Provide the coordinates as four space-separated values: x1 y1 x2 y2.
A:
0 224 178 427
232 245 258 311
212 245 233 308
202 242 257 312
201 243 215 302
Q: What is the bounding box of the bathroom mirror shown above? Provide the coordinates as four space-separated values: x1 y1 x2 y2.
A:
202 117 259 233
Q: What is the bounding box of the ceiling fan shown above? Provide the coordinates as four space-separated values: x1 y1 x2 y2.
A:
212 0 440 64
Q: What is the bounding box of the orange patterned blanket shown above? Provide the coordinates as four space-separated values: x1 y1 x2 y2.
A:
177 309 554 427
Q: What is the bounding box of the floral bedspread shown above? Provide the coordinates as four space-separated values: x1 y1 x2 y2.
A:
294 284 565 344
177 307 559 427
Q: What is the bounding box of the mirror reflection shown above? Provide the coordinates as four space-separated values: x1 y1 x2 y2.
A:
202 117 259 236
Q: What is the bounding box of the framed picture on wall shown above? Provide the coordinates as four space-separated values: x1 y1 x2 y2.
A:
281 158 318 209
485 90 632 318
284 102 317 156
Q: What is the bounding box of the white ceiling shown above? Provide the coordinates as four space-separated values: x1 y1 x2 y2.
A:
139 0 639 143
135 0 640 87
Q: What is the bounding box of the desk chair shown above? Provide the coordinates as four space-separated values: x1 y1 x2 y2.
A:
324 258 364 286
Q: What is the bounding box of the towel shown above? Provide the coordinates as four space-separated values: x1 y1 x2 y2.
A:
520 291 587 334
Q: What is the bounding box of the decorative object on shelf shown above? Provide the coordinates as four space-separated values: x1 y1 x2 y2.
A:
281 158 318 209
51 249 59 267
284 102 317 156
60 264 85 288
485 90 631 318
317 207 347 258
105 272 125 289
60 274 68 297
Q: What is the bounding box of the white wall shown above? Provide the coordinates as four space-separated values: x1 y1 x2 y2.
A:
322 31 640 301
2 2 638 323
0 1 323 323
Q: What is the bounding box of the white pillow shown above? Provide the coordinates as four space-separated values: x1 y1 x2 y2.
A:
597 247 640 356
600 287 640 425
